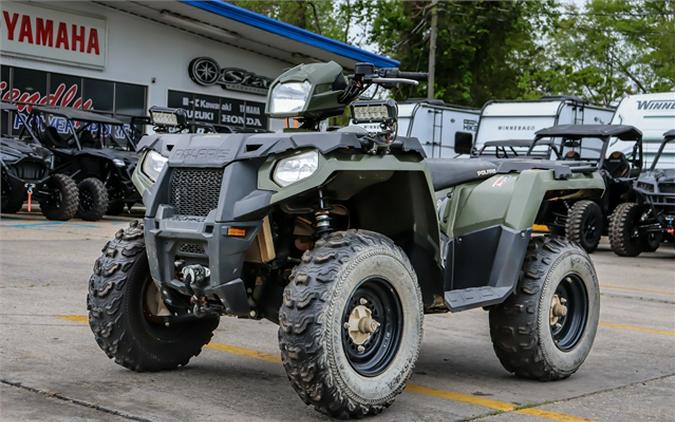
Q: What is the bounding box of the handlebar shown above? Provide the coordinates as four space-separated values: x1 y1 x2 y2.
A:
378 68 428 81
395 71 428 81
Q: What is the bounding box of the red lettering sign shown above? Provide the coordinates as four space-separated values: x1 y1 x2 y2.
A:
87 28 100 55
0 82 94 112
35 17 53 47
2 10 101 56
2 11 19 40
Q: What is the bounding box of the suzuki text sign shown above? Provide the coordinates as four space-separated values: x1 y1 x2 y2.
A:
1 2 106 69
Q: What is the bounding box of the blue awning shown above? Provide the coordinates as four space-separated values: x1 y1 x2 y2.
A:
182 0 400 68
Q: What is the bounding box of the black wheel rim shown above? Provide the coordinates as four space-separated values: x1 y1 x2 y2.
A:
341 278 403 377
550 274 588 351
583 213 600 245
47 182 62 207
80 188 94 210
139 276 190 339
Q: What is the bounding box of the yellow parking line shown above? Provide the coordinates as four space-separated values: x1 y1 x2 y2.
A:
600 322 675 337
205 342 281 364
60 314 89 323
58 314 591 421
518 408 595 422
601 284 675 297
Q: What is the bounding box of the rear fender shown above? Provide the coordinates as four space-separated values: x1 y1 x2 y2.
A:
436 169 604 311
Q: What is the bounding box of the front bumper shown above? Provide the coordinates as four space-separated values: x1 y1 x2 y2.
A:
144 205 261 316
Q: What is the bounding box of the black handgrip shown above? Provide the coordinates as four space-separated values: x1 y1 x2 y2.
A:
396 71 428 81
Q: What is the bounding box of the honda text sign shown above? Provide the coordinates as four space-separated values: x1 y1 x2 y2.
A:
1 2 106 69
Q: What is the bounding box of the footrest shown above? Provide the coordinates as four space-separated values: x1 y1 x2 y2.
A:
445 286 513 312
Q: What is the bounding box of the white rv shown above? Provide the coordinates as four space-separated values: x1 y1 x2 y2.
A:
609 92 675 168
474 96 615 152
396 101 480 158
351 100 479 158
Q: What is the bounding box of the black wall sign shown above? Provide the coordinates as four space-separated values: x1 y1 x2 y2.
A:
188 57 272 95
168 90 267 130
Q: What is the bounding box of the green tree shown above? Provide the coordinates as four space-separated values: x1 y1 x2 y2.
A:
523 0 675 105
230 1 357 42
368 0 556 107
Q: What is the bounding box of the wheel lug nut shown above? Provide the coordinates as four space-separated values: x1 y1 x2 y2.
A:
357 345 365 353
343 322 350 329
359 298 368 305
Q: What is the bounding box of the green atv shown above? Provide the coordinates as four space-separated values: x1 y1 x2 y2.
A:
87 62 602 419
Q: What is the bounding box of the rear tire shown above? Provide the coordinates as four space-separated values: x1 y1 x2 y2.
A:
278 230 423 418
77 177 109 221
87 221 218 371
40 174 79 221
489 237 599 380
608 202 643 257
566 200 603 253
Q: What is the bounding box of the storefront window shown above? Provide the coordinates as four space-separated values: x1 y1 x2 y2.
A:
83 78 114 112
12 68 47 96
115 83 146 116
1 66 147 138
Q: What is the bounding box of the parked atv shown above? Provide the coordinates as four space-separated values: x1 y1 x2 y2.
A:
609 129 675 256
27 106 140 220
1 102 78 219
528 124 643 252
87 62 602 419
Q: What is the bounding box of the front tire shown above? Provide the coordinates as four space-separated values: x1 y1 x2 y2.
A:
77 177 109 221
566 200 603 253
278 230 423 419
608 202 643 257
40 174 79 221
489 237 599 380
1 176 24 213
87 221 219 371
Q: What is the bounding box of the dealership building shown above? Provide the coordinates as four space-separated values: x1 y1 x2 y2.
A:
0 0 398 132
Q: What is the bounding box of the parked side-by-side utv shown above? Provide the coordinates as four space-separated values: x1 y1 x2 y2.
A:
27 106 140 220
474 138 557 159
1 102 79 220
609 129 675 256
87 62 602 419
528 124 643 252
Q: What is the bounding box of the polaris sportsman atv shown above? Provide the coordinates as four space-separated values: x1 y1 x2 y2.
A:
528 124 643 252
27 106 140 220
87 62 602 419
1 102 78 220
609 129 675 256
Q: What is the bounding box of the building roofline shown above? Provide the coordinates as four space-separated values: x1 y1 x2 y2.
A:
182 0 400 68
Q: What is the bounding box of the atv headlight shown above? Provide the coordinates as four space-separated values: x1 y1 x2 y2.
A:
273 150 319 187
112 158 126 167
268 81 312 115
141 150 168 182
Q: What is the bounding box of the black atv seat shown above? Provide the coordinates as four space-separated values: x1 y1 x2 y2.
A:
425 159 498 191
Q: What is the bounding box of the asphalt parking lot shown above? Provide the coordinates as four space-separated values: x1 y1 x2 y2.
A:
1 211 674 422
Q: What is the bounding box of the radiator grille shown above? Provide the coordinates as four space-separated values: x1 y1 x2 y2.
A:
13 161 48 181
169 168 223 217
177 242 206 256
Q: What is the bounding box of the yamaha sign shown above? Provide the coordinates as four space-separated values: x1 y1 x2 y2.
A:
0 2 106 69
188 57 272 95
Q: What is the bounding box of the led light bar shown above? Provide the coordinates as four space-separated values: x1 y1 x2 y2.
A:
350 100 397 124
149 106 188 127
